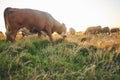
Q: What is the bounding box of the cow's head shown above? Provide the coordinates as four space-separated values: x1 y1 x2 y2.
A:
60 23 67 38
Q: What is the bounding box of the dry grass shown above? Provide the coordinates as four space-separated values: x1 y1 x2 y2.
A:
1 31 120 52
65 32 120 53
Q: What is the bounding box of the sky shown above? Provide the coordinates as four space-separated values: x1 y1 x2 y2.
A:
0 0 120 33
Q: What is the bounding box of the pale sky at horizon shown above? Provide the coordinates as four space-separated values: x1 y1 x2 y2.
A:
0 0 120 33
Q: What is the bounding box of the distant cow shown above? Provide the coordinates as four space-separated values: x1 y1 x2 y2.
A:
101 27 110 34
4 7 67 45
19 27 31 37
69 27 76 35
84 26 102 35
110 28 120 33
19 27 47 37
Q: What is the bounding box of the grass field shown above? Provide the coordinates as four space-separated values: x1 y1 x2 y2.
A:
0 33 120 80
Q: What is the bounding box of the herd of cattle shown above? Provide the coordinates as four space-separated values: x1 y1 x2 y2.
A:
0 7 120 44
84 26 120 35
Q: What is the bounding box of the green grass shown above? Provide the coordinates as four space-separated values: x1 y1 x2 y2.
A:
0 37 120 80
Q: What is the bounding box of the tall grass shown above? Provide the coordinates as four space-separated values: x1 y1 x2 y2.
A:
0 37 120 80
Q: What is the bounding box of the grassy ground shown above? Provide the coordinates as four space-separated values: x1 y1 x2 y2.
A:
67 32 120 52
0 34 120 80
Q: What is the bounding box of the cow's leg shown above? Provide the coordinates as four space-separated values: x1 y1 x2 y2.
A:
6 27 17 42
46 30 54 45
48 34 54 45
10 29 18 42
6 31 17 42
38 32 42 38
10 25 20 42
11 33 16 42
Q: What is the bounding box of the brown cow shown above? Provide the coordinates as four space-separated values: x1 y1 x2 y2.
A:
101 27 110 34
110 28 120 33
84 26 102 35
69 27 76 35
4 7 67 45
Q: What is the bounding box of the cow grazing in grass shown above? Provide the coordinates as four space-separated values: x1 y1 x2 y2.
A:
84 26 102 35
110 28 120 34
69 27 76 35
4 7 67 45
101 27 110 34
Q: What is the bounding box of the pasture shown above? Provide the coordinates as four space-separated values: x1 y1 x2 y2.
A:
0 33 120 80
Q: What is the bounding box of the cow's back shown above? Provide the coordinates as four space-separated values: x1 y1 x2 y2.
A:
5 8 55 30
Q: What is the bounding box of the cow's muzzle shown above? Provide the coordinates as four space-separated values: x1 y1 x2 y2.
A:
61 32 67 38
